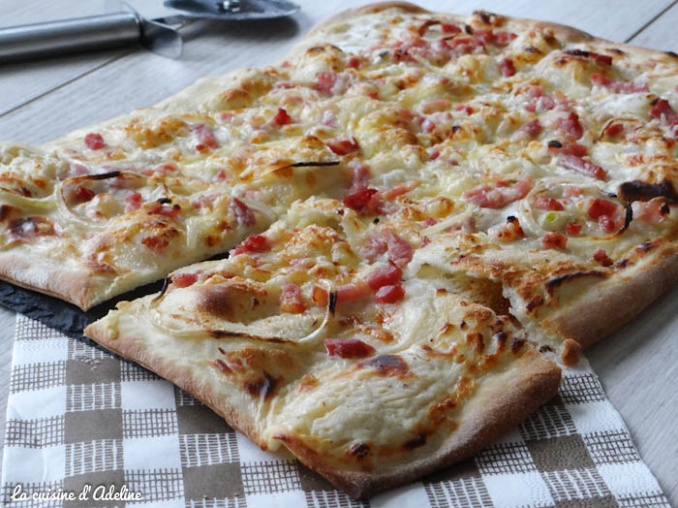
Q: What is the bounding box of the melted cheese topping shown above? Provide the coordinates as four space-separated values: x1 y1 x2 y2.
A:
12 3 678 483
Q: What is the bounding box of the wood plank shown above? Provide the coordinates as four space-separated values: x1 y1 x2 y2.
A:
627 1 678 50
585 5 678 505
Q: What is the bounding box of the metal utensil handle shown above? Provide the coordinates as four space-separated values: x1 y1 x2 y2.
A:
0 12 142 63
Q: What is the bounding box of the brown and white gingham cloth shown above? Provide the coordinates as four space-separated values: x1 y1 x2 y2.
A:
1 315 671 508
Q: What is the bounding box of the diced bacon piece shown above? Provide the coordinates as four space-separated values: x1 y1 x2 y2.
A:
489 30 517 47
534 196 564 211
325 338 375 359
542 232 567 250
558 154 608 180
149 200 181 219
346 56 363 69
336 282 371 303
230 197 256 227
280 282 306 314
455 104 474 114
514 119 542 139
386 233 414 267
314 72 338 94
565 222 582 236
367 263 402 291
272 108 294 126
593 248 614 267
193 124 219 152
172 273 198 288
379 182 416 201
649 99 678 125
633 198 670 223
441 23 462 35
548 141 588 157
602 121 625 138
522 85 556 113
349 163 371 191
472 29 516 47
84 133 106 150
555 112 584 140
360 231 414 268
463 179 531 209
342 187 379 213
588 198 624 233
233 233 269 255
587 198 618 220
590 73 649 94
375 284 406 304
499 57 516 77
68 185 96 205
125 191 142 213
327 137 360 156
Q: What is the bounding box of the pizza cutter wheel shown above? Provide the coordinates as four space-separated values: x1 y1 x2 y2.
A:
0 0 300 63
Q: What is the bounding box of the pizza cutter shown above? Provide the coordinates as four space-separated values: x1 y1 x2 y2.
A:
0 0 300 63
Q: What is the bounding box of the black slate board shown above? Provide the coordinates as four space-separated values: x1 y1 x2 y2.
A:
0 279 165 339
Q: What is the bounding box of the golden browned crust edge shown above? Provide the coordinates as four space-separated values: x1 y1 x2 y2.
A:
280 350 561 499
84 316 266 446
305 1 430 38
543 245 678 349
0 251 102 310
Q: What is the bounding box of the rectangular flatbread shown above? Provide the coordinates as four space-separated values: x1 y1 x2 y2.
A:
3 0 678 497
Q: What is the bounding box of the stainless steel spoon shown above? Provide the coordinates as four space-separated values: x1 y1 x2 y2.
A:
0 0 299 63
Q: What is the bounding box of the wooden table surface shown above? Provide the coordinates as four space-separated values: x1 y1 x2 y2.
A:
0 0 677 504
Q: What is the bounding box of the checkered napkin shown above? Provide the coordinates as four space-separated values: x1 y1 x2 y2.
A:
1 315 671 508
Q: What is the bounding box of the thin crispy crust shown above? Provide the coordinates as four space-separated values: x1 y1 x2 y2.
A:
0 251 101 310
543 244 678 350
84 315 266 445
85 315 561 499
263 350 560 499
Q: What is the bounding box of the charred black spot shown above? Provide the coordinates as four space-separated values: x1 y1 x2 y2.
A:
547 139 563 148
362 355 409 376
404 433 427 450
564 48 590 58
9 216 54 239
666 51 678 59
244 372 277 400
328 290 338 315
288 161 341 168
525 295 544 312
539 345 554 353
638 240 661 253
478 11 492 24
615 258 629 269
157 197 172 204
618 180 678 204
545 271 605 296
620 202 633 233
464 24 474 34
494 331 508 347
451 125 461 133
80 170 121 181
348 443 371 459
511 338 526 353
